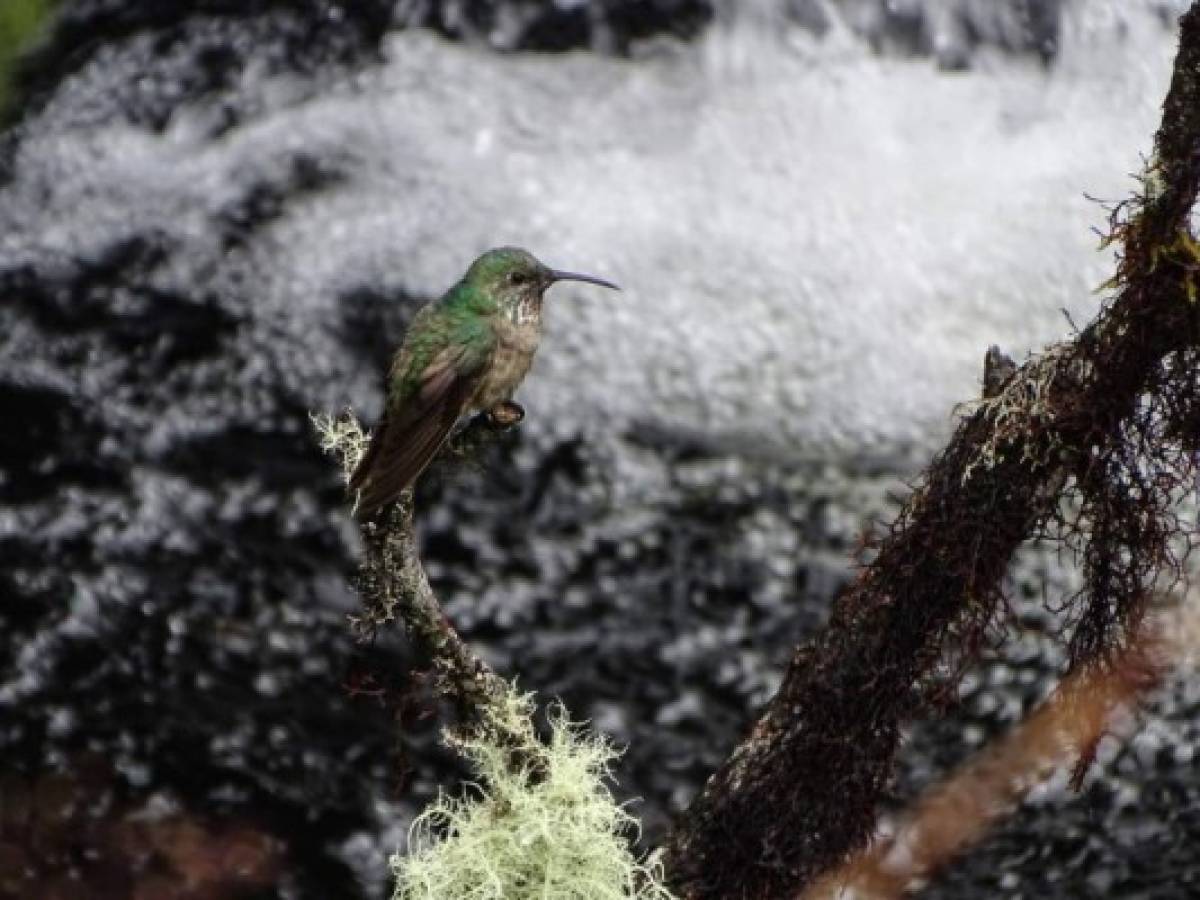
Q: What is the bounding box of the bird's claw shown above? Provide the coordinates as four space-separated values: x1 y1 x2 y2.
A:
486 401 525 429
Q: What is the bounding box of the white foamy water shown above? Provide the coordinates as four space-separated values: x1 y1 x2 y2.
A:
0 0 1181 459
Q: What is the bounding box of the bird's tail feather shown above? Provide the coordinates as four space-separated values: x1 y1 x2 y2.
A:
351 414 457 520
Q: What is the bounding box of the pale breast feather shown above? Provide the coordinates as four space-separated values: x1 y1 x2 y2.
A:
475 316 541 409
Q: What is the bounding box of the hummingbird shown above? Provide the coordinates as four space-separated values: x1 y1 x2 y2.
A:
349 246 619 520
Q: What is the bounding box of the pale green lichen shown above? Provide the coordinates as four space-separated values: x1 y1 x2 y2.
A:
311 409 368 482
959 341 1081 486
393 688 676 900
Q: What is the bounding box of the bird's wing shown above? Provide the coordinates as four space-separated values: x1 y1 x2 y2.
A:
350 336 491 520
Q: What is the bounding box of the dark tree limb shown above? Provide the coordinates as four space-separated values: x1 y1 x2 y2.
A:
663 6 1200 898
799 611 1170 900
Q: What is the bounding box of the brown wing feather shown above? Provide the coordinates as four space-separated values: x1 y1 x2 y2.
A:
350 358 479 520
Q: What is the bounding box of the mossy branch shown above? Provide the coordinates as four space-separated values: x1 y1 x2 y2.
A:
313 407 516 721
316 408 677 899
663 5 1200 898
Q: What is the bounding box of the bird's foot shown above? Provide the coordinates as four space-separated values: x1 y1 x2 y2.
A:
486 401 525 429
444 402 525 461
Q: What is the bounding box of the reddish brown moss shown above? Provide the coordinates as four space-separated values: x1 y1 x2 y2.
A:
664 5 1200 897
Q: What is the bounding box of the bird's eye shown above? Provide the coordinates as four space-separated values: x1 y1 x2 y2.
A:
509 271 528 285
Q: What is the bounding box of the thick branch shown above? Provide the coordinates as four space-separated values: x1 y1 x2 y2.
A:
799 610 1170 900
664 6 1200 898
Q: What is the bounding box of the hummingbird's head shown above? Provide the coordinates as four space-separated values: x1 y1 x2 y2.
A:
464 247 619 318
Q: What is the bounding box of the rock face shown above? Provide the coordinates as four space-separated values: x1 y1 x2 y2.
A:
1 1 1197 898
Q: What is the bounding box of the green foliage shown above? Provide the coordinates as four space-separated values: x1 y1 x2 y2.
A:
393 689 676 900
0 0 53 115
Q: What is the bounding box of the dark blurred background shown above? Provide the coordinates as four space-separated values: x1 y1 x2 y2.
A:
2 1 1198 898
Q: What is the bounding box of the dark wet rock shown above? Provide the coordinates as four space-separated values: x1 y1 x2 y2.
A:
7 1 395 131
830 0 1064 68
395 0 1065 64
395 0 714 54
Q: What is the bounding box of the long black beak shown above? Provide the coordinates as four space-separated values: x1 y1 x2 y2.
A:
548 268 621 291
